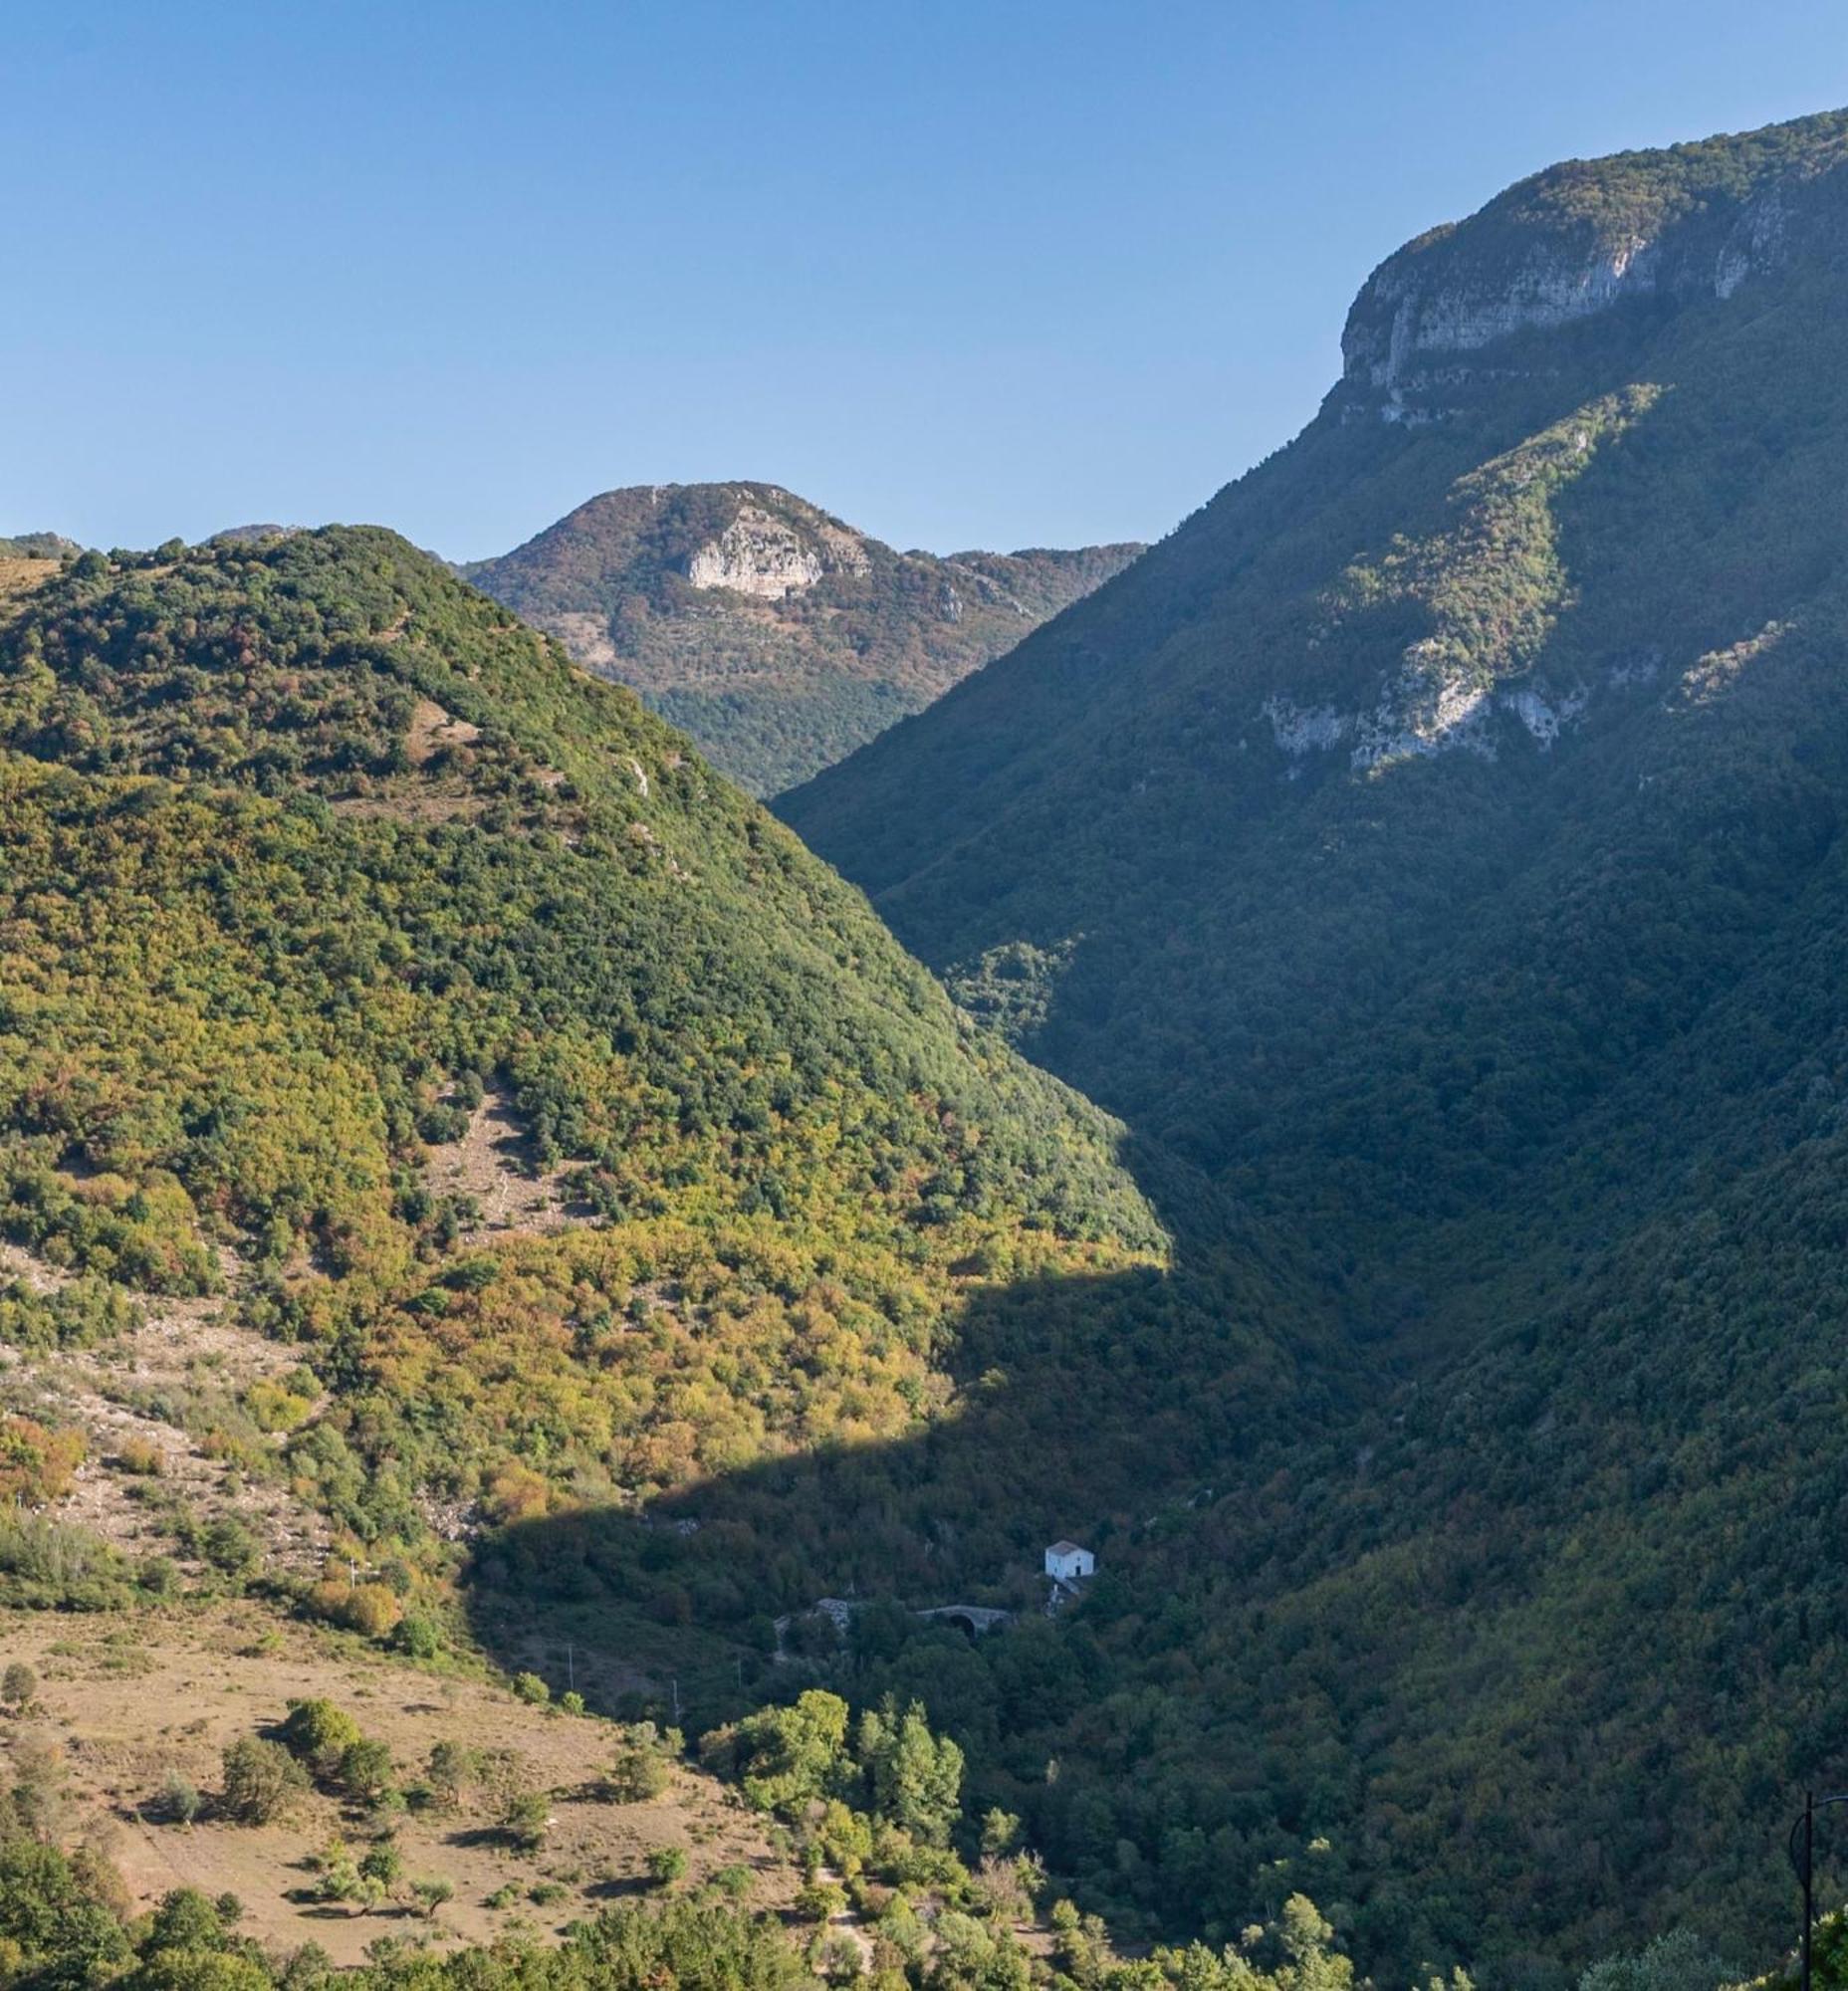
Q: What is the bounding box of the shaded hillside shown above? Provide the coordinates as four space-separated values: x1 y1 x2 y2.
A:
464 483 1142 792
0 526 1372 1985
779 108 1848 1977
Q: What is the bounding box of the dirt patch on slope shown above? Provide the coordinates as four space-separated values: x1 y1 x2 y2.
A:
422 1087 580 1239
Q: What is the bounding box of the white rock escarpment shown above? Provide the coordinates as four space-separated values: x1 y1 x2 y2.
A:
685 502 873 599
1345 234 1661 393
1264 675 1595 773
686 507 826 598
1338 124 1843 408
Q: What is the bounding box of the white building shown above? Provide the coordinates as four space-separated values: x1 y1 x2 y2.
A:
1043 1540 1094 1584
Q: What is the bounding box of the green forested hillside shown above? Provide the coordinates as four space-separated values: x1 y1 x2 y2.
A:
0 527 1185 1545
0 525 1377 1989
14 107 1848 1991
464 484 1142 793
773 108 1848 1979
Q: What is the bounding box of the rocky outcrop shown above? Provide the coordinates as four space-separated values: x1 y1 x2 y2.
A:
1339 110 1848 411
685 501 873 598
1264 667 1623 774
464 483 1144 793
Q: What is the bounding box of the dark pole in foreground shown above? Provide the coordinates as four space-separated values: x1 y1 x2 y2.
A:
1787 1791 1848 1991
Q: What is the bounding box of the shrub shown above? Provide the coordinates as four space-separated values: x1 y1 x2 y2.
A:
512 1670 549 1704
200 1517 260 1578
501 1789 551 1853
359 1842 402 1895
157 1770 202 1825
337 1737 395 1802
278 1698 361 1778
0 1417 84 1504
306 1579 402 1640
795 1876 846 1920
244 1381 313 1434
219 1736 305 1824
424 1739 470 1810
116 1437 165 1477
646 1845 689 1888
607 1732 670 1803
394 1612 442 1659
1 1661 38 1710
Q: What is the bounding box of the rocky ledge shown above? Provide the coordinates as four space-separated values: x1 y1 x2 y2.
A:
1339 109 1848 412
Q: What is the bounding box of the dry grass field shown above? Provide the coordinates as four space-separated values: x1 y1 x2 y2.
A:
0 1602 798 1968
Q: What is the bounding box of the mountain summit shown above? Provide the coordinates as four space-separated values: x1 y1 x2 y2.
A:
464 482 1142 793
781 108 1848 1968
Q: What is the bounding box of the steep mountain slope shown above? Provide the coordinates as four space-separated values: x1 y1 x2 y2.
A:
779 109 1848 1974
0 527 1179 1563
464 483 1142 793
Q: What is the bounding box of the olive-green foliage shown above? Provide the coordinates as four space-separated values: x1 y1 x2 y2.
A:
706 1689 962 1855
0 1273 141 1351
1578 1929 1730 1991
606 1724 672 1802
218 1736 306 1825
0 526 1156 1574
0 1510 138 1611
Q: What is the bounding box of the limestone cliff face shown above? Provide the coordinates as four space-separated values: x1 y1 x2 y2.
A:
1339 110 1848 411
685 500 871 598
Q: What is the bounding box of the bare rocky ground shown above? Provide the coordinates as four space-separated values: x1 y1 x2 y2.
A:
0 1242 331 1577
421 1085 579 1240
0 1602 798 1969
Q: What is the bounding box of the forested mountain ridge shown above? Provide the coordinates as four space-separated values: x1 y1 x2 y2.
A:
0 528 1179 1538
775 107 1848 1976
463 482 1142 793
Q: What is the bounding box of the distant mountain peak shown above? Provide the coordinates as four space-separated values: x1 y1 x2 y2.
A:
464 481 1142 793
0 530 79 559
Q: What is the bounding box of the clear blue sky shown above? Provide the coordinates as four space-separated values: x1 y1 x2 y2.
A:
7 0 1846 558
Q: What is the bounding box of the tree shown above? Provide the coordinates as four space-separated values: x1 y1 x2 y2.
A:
145 1887 227 1953
219 1737 305 1825
412 1876 454 1920
278 1699 361 1779
1578 1929 1728 1991
722 1690 850 1818
1 1662 37 1712
358 1841 402 1909
424 1740 470 1811
646 1845 689 1888
857 1700 963 1846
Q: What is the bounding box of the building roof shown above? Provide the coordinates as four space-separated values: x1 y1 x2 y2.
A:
1046 1540 1088 1557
